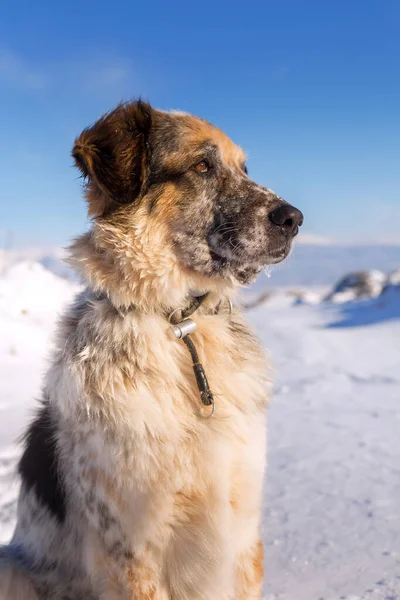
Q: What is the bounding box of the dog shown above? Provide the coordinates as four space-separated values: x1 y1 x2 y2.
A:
0 100 303 599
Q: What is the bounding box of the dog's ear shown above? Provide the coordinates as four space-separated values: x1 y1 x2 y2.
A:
72 100 152 216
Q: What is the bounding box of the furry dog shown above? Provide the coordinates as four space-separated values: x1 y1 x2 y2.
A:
0 100 303 599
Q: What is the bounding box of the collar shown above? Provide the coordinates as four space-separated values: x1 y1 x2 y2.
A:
95 290 228 321
94 291 232 419
167 292 217 419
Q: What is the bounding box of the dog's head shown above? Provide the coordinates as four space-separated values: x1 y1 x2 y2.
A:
72 100 303 302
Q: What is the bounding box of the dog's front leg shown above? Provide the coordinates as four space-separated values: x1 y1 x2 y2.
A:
234 539 264 600
85 534 167 600
102 558 164 600
78 468 172 600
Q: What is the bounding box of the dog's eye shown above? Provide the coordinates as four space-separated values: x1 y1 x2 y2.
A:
242 164 248 175
194 160 210 173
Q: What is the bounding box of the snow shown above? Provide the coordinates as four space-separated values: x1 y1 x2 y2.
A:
1 256 400 599
388 270 400 286
251 244 400 288
0 261 80 533
256 298 400 600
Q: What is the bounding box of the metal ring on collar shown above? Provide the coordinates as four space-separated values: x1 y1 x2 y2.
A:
168 306 183 324
199 397 216 419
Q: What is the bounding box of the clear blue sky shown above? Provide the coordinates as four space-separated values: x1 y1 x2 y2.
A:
1 0 399 249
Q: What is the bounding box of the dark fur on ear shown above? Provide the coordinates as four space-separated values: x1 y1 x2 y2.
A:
72 99 153 217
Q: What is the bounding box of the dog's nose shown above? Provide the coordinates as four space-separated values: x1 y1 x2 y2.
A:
268 204 304 235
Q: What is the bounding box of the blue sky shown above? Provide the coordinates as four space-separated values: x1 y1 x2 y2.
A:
1 0 399 249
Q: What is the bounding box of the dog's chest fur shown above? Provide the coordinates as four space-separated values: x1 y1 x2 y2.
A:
24 292 268 598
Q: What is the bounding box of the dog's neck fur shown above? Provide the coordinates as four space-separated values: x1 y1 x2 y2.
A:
67 213 235 315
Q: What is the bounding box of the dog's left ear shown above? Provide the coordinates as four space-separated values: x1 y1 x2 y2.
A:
72 100 152 216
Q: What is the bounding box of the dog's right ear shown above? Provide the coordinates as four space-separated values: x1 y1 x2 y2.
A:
72 100 153 217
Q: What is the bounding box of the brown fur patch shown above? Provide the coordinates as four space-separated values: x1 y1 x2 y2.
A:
126 561 158 600
162 114 246 171
186 117 246 168
235 540 264 600
84 467 123 505
72 101 152 217
253 540 264 587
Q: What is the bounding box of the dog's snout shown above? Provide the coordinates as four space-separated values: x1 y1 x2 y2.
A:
268 204 304 235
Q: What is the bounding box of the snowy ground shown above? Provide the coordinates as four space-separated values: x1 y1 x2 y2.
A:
255 293 400 600
0 260 399 599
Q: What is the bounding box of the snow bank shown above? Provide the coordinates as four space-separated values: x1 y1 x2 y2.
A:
0 260 80 324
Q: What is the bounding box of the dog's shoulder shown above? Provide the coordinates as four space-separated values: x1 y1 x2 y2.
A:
203 307 267 367
228 312 264 353
195 308 269 416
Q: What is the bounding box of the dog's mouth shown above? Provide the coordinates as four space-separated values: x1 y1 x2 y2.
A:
209 241 292 271
264 244 292 264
